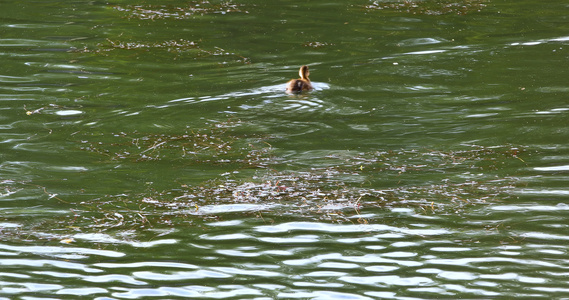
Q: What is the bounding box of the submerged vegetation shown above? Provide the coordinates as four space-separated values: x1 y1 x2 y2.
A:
365 0 487 15
0 118 526 243
113 1 249 20
78 119 256 163
74 2 251 62
0 0 522 244
76 38 250 63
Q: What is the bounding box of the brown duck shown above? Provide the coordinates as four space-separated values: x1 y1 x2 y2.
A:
286 65 313 93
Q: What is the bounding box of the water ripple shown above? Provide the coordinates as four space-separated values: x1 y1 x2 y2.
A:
0 243 122 258
1 1 569 299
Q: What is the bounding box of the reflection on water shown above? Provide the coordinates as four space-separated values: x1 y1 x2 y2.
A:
2 210 569 298
2 0 569 298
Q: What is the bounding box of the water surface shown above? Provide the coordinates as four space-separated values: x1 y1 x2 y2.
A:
1 0 569 298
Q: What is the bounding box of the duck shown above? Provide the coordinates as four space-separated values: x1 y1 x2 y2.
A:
286 65 313 93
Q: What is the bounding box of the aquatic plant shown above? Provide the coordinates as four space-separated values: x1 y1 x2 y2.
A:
113 1 249 20
365 0 487 15
0 116 527 243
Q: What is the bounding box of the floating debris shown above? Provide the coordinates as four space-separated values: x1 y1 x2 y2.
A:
71 126 525 232
0 118 527 242
114 1 249 20
74 39 250 63
78 119 270 165
365 0 487 15
303 42 335 48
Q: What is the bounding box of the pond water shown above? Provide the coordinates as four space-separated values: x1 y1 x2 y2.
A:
2 0 569 298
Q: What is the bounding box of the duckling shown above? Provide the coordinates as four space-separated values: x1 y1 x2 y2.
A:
286 65 313 93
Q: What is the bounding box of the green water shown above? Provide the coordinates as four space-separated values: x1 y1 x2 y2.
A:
2 0 569 298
